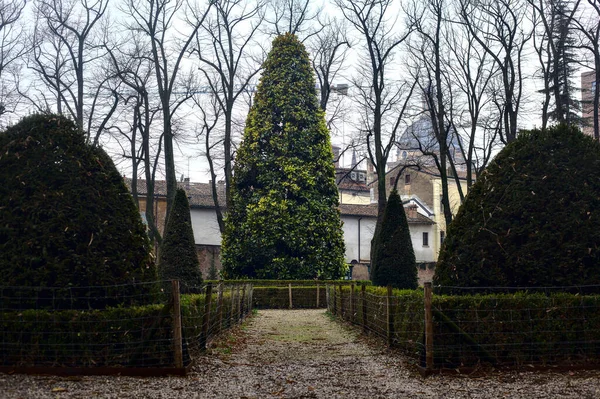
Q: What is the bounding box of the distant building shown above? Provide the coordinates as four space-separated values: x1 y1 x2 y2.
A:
124 177 436 282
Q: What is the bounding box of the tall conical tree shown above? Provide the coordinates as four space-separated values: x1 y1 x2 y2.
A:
221 33 346 279
371 190 417 289
159 188 203 293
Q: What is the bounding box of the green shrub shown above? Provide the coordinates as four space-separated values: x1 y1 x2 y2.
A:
253 286 327 308
221 33 346 280
0 114 156 309
159 188 203 293
371 190 417 289
435 124 600 288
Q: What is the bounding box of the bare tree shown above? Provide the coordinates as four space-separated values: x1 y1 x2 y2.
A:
460 0 533 143
0 0 27 126
309 16 350 112
29 0 115 143
405 0 461 225
266 0 321 38
335 0 415 219
123 0 211 212
105 32 164 243
192 0 265 232
445 7 500 188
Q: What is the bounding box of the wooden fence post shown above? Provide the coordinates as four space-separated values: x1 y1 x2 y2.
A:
361 284 367 334
339 284 344 318
217 282 224 333
171 280 183 368
424 282 434 370
289 283 293 309
200 283 213 350
230 284 236 326
350 284 355 323
332 285 337 315
236 285 241 321
316 283 320 308
240 284 246 320
387 285 394 347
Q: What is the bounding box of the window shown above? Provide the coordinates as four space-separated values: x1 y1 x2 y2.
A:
440 231 445 246
390 177 396 186
351 172 357 180
359 173 365 181
423 232 429 247
402 151 408 159
405 174 411 185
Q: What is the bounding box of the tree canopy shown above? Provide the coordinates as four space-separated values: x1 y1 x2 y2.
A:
159 188 203 292
221 33 346 279
0 114 156 308
434 124 600 289
371 190 418 289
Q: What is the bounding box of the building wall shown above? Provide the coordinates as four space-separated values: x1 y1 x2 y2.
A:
391 169 467 260
136 197 168 237
341 215 377 263
339 191 371 205
190 208 222 246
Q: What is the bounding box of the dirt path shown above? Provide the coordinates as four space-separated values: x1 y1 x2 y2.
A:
2 309 600 398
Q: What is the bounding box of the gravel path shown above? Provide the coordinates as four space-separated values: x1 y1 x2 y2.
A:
2 309 600 398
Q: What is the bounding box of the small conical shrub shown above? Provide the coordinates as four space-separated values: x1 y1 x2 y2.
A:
0 114 156 309
434 124 600 289
371 190 418 289
159 188 203 293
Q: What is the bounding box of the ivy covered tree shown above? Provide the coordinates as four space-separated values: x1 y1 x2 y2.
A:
159 188 203 293
434 124 600 288
221 33 346 280
0 114 156 309
370 190 417 289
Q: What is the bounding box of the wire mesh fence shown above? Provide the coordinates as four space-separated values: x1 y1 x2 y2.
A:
0 281 253 370
327 283 600 370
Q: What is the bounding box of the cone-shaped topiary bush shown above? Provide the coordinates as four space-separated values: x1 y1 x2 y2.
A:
159 188 203 293
371 190 418 289
0 114 157 309
434 124 600 289
221 33 346 279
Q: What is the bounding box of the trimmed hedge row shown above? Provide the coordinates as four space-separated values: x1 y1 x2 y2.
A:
330 286 600 367
207 279 371 287
1 286 252 368
253 287 327 309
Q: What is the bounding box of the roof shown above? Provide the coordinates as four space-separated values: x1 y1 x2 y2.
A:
124 177 435 224
339 204 435 224
336 168 370 192
124 178 226 208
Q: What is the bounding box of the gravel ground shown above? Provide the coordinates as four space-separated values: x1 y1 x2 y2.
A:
2 309 600 398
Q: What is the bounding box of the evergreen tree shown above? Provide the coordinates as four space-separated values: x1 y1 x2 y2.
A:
434 125 600 289
547 0 580 124
0 114 156 309
221 33 346 280
370 190 417 289
159 188 203 293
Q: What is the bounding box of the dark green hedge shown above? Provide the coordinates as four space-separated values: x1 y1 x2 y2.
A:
206 279 371 287
0 114 157 309
0 287 252 367
330 286 600 367
435 124 600 288
253 287 327 309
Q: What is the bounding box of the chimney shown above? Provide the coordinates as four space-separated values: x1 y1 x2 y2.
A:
332 145 340 167
405 204 418 220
